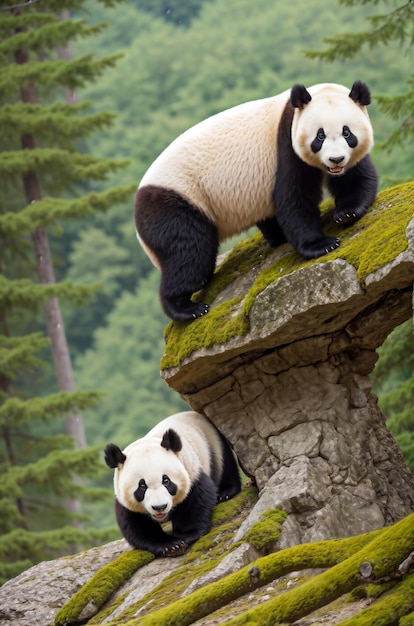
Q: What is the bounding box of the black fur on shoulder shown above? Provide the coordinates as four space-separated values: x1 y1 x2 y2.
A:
161 428 182 453
290 84 312 109
135 185 218 321
271 101 340 259
104 443 126 468
349 80 371 106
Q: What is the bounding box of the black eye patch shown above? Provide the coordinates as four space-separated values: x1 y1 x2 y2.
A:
134 478 147 502
342 125 358 148
162 474 177 496
311 128 326 153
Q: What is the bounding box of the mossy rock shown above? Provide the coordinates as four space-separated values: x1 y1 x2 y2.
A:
54 496 414 626
161 182 414 371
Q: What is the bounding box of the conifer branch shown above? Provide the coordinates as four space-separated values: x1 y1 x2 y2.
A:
0 0 39 11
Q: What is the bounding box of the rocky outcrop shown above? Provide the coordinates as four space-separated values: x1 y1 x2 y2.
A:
1 492 413 625
161 182 414 546
2 184 414 626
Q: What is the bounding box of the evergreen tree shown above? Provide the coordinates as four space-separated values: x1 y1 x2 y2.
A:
0 0 132 582
371 321 414 472
306 0 414 151
137 0 213 26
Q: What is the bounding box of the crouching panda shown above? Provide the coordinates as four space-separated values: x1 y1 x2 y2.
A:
134 81 378 321
104 411 241 557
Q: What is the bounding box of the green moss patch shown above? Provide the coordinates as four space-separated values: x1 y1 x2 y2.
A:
161 182 414 370
244 509 287 553
58 489 257 625
54 500 414 626
54 550 154 626
327 572 414 626
224 512 414 625
131 526 387 625
89 489 258 625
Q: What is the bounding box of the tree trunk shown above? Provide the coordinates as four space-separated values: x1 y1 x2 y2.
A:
14 21 86 521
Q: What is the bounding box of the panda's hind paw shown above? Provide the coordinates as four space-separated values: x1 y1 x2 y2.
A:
191 303 209 319
164 296 209 322
217 494 229 503
298 236 340 260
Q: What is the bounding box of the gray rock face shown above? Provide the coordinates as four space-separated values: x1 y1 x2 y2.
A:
0 540 128 626
162 198 414 546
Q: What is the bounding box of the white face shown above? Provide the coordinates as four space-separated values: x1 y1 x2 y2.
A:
114 444 191 523
292 87 374 176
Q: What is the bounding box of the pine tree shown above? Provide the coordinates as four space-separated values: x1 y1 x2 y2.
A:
305 0 414 150
0 0 133 583
371 320 414 472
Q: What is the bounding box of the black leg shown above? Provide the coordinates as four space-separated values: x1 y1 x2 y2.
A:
216 434 241 503
328 154 378 225
256 215 287 247
135 185 219 321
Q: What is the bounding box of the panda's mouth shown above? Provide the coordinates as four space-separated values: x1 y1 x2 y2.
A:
327 165 345 175
152 512 169 522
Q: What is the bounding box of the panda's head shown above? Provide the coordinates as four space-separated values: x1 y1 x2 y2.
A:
104 429 191 523
290 81 374 176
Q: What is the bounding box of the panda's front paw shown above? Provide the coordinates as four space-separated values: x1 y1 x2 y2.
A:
334 206 367 225
160 540 188 557
191 302 210 319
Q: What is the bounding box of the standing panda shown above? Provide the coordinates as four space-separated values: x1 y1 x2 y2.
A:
104 411 241 557
134 81 378 321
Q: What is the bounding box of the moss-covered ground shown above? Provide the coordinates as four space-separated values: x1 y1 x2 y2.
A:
55 488 414 626
161 182 414 370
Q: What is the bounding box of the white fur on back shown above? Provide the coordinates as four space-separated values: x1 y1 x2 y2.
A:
139 92 290 241
138 83 374 242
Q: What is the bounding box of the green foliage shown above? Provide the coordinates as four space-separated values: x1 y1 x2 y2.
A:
305 0 414 151
136 0 214 26
76 270 188 448
371 319 414 471
0 0 130 584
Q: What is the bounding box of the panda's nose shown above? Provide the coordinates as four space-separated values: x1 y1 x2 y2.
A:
329 156 344 164
152 503 167 512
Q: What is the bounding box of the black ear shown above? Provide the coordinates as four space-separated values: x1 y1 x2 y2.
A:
161 428 182 453
104 443 126 468
290 84 312 109
349 80 371 106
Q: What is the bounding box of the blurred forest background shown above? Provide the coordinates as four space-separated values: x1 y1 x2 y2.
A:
1 0 413 582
